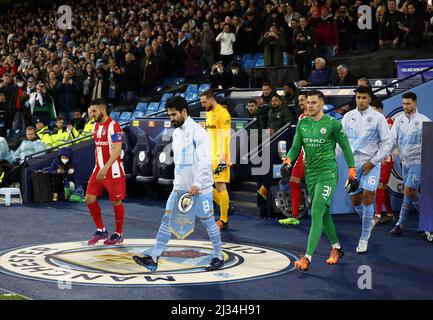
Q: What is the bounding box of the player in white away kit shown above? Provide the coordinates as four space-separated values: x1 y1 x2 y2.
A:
389 92 431 236
132 96 224 272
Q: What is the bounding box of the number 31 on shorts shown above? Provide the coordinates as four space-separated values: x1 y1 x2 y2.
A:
322 185 332 200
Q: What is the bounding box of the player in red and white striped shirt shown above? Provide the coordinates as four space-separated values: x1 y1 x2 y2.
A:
85 99 126 245
279 92 309 226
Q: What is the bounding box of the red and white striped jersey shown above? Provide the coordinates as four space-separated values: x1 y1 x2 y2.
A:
297 112 309 161
93 117 125 179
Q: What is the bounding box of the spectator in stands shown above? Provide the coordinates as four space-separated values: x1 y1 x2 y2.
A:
0 93 7 137
258 82 276 106
282 82 299 106
227 61 249 89
0 136 14 187
139 46 158 98
197 22 216 72
246 100 268 130
184 38 203 83
293 16 316 80
244 11 261 54
334 4 354 52
232 16 248 55
215 23 236 67
12 75 29 130
210 61 230 90
55 70 81 121
88 67 110 103
28 82 56 126
298 57 332 87
267 95 296 135
121 52 140 101
48 147 76 202
70 110 86 134
331 64 357 86
284 3 301 27
8 126 47 187
257 23 287 67
401 2 425 48
151 39 167 83
379 0 404 48
0 73 15 129
309 6 339 60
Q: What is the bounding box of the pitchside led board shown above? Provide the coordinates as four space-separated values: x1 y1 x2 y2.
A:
332 80 433 227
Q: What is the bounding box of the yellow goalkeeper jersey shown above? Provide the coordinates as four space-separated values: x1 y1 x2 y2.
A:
205 104 231 165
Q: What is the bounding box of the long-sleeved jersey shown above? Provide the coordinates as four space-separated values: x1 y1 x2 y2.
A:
391 110 431 166
287 114 355 176
13 139 47 162
206 104 231 164
172 116 214 194
342 106 392 167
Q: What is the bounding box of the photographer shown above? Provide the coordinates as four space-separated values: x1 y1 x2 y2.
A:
257 23 287 67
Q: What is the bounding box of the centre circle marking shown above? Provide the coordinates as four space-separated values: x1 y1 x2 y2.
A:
0 239 297 287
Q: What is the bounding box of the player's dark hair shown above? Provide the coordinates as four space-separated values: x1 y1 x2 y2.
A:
90 99 108 109
370 99 383 109
355 85 372 97
166 96 190 115
306 90 325 100
200 90 216 100
402 91 417 101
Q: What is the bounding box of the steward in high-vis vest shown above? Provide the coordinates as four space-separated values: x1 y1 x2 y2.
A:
80 117 95 141
51 116 79 148
35 118 53 149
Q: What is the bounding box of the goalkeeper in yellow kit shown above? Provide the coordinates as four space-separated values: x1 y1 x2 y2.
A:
200 90 232 231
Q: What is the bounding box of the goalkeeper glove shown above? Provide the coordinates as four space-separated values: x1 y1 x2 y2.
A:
345 167 359 193
213 160 228 175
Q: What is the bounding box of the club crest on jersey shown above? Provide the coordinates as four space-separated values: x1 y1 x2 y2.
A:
414 121 420 127
320 127 327 134
367 117 373 124
178 193 194 214
102 128 107 135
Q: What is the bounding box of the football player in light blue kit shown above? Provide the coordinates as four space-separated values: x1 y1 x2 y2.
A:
132 96 224 271
389 92 431 236
342 86 392 253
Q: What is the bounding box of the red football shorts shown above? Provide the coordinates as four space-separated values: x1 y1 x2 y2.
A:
86 174 126 201
379 160 394 184
291 158 305 180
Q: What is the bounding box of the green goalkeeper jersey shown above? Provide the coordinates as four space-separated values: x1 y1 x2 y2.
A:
287 114 355 176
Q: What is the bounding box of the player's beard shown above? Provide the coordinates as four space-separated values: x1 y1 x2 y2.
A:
95 113 103 123
172 116 185 128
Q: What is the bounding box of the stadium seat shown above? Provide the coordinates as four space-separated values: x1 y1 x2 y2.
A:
243 59 256 69
185 92 198 102
146 102 160 114
158 101 166 110
132 111 145 119
110 111 121 121
185 84 198 93
175 92 185 98
253 53 264 60
198 83 210 92
241 54 254 63
161 93 173 101
119 112 132 121
255 59 265 67
135 102 148 112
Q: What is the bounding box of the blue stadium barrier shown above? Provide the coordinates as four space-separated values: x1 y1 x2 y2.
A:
243 59 256 69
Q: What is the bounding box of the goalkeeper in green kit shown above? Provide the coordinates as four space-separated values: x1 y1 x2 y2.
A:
283 91 357 272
